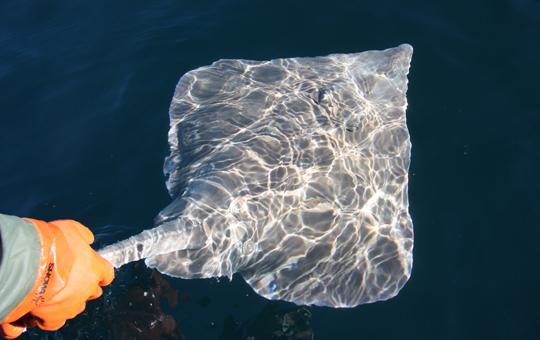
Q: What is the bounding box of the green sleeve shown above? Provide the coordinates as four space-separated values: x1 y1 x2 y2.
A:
0 214 41 323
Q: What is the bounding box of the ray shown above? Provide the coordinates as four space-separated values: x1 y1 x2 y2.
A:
98 44 414 308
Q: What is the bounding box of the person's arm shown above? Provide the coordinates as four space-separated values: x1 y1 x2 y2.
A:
0 214 114 339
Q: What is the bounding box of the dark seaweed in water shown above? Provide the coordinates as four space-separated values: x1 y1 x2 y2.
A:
109 264 184 339
219 301 313 340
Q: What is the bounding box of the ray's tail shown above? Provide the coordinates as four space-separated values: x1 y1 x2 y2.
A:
97 219 202 268
98 229 160 268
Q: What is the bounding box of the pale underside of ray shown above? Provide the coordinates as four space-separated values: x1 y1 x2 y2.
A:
98 44 414 308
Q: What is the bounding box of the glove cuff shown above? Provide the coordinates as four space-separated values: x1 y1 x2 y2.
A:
0 218 74 325
0 214 41 324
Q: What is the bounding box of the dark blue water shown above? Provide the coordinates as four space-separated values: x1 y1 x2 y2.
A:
1 0 539 339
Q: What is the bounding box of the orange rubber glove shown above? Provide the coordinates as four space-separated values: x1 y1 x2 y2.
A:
0 219 114 339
